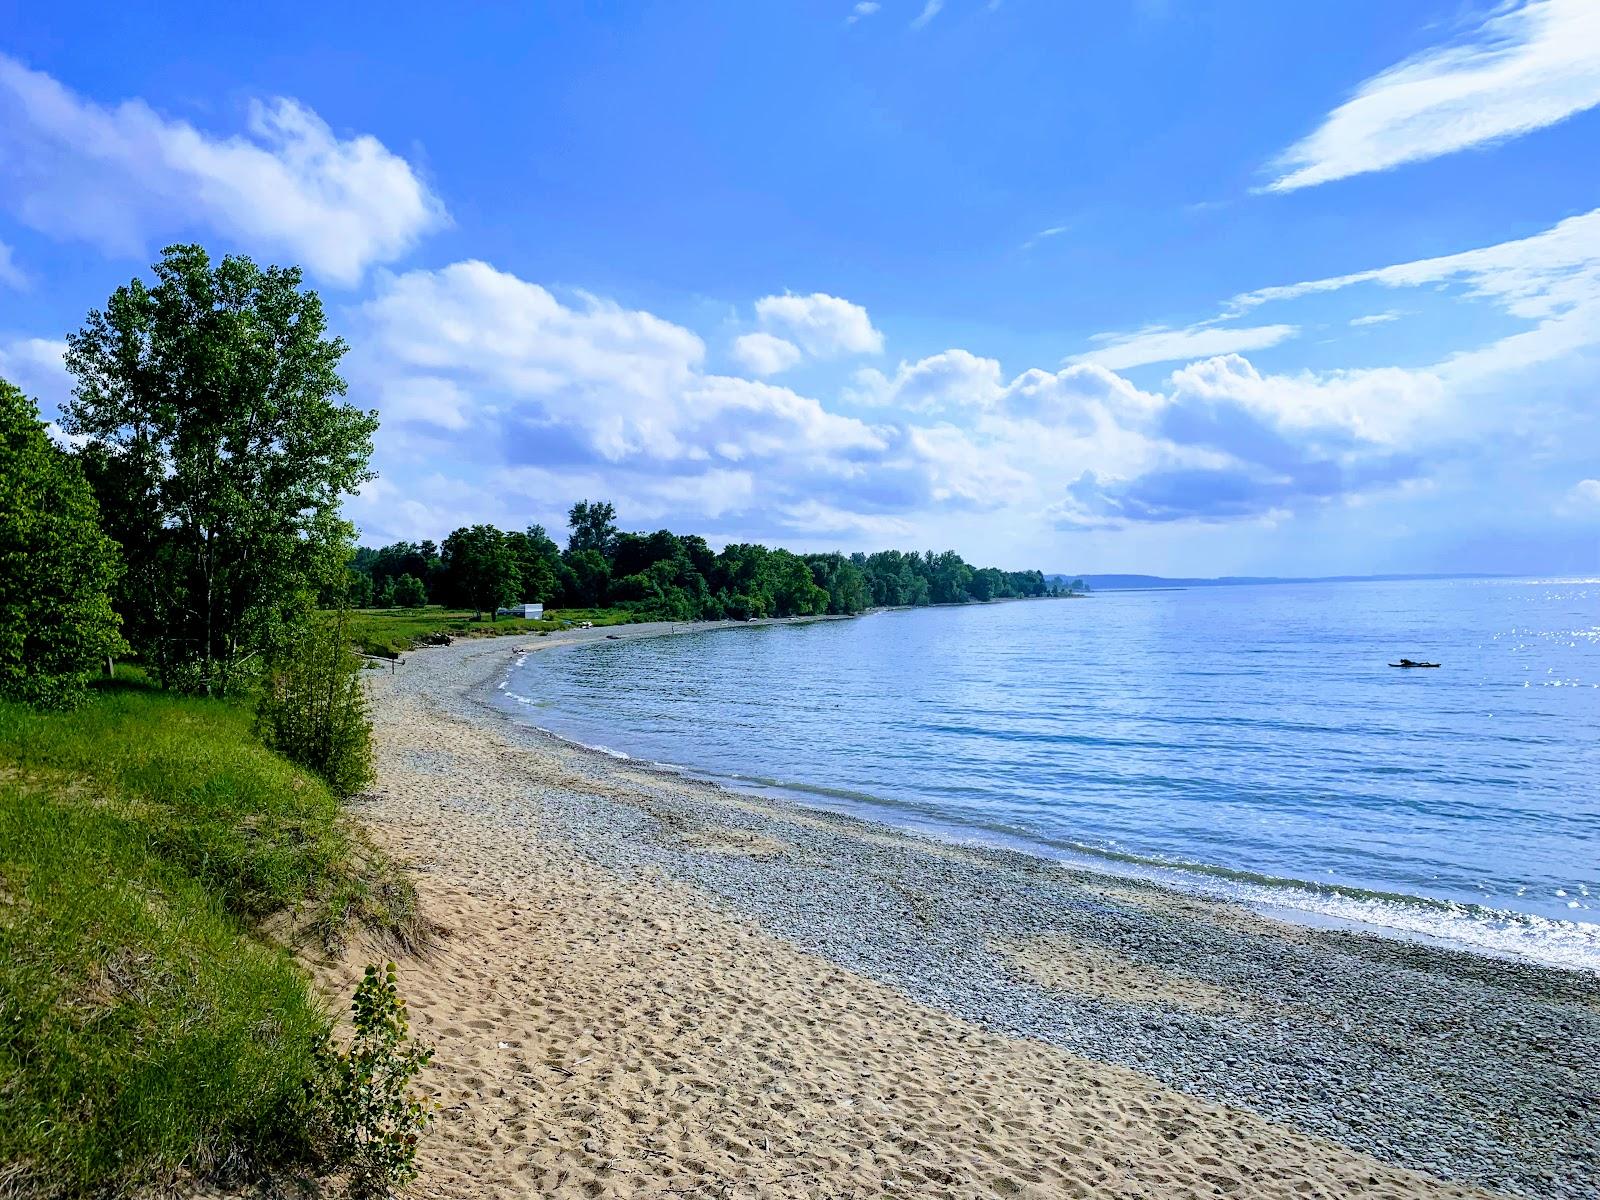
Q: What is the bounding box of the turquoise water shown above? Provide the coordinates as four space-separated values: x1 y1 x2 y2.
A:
500 578 1600 971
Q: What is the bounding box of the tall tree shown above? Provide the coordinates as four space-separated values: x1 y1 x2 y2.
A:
441 525 520 620
63 245 376 693
506 524 562 603
566 499 618 558
0 379 126 708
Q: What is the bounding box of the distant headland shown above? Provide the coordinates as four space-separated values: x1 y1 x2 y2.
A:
1046 572 1512 592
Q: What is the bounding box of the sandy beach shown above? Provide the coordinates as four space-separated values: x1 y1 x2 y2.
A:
303 623 1597 1200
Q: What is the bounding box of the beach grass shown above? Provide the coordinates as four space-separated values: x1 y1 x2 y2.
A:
346 605 634 658
0 673 419 1196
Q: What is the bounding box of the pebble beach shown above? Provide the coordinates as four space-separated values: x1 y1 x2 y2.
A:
314 623 1599 1200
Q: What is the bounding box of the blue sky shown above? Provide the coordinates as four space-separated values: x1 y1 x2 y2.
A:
2 0 1598 575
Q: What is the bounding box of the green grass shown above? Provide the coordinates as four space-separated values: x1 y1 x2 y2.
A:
346 604 634 658
0 678 420 1196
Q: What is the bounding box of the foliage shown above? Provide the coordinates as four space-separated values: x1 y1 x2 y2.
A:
351 541 441 604
0 683 419 1196
563 548 611 609
566 498 618 557
505 524 562 602
439 524 520 619
256 607 375 801
311 964 434 1199
390 573 426 609
348 500 1055 627
343 606 627 659
63 244 377 694
0 379 126 709
0 682 416 943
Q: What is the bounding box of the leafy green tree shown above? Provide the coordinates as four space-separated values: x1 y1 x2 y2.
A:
63 244 377 693
563 548 611 608
0 380 127 708
441 525 520 620
805 553 872 614
769 551 830 616
506 524 562 602
390 573 426 608
566 499 618 558
346 570 374 608
926 550 974 604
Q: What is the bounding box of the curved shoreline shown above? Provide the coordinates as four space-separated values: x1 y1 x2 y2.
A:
358 630 1600 1200
491 622 1600 976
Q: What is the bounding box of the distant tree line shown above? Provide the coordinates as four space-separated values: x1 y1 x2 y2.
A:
344 499 1058 621
2 242 1059 709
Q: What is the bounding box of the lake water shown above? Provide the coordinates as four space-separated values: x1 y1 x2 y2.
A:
499 578 1600 972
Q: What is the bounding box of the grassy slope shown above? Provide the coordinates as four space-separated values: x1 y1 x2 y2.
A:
0 676 416 1197
347 605 633 658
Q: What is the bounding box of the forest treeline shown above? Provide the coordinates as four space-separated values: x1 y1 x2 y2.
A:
347 500 1059 621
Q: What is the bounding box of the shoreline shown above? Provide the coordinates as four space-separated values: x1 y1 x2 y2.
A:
492 617 1598 976
340 630 1598 1199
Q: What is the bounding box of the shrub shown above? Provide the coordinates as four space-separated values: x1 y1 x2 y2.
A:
0 378 126 709
313 963 434 1199
256 606 375 800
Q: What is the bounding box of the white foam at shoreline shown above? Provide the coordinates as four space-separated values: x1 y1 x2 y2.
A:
496 673 1600 978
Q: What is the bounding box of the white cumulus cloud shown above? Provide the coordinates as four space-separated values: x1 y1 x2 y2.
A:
731 332 803 376
1268 0 1600 192
0 336 71 411
754 291 884 358
356 260 884 469
850 349 1004 411
0 54 447 285
1167 354 1446 446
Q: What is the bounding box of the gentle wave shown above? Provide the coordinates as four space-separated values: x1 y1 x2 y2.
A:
498 579 1600 974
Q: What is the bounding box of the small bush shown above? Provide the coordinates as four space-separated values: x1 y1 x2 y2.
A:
313 963 434 1199
257 606 375 800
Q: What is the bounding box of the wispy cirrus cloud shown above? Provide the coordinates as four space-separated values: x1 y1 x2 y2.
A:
1071 323 1300 371
910 1 944 31
0 54 447 285
0 241 25 289
1267 0 1600 192
1020 224 1069 251
846 2 880 24
1228 207 1600 378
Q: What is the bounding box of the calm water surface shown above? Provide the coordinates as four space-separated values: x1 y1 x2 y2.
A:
500 579 1600 971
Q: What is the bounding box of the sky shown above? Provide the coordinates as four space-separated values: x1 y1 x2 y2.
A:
1 0 1598 576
